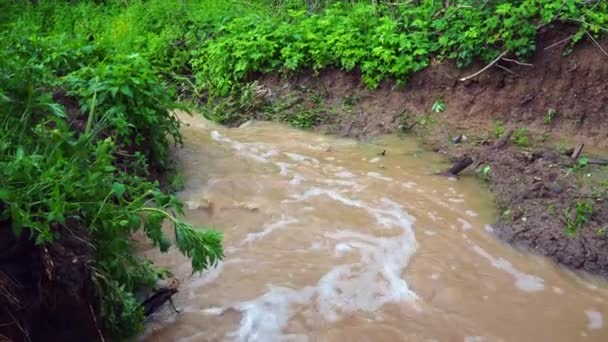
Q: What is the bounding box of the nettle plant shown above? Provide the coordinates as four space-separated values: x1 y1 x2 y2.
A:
64 53 183 172
0 30 223 339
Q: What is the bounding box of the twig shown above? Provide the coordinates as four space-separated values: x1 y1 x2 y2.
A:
586 31 608 57
459 51 509 81
544 35 573 50
571 143 584 160
501 57 534 67
89 304 106 342
565 18 608 34
495 64 521 77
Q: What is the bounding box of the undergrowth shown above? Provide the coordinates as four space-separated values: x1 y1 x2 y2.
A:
0 11 223 340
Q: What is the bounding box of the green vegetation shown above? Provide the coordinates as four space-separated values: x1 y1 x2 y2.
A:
512 127 531 147
432 98 446 113
545 108 556 125
493 121 506 138
563 200 594 236
480 164 492 182
2 0 608 339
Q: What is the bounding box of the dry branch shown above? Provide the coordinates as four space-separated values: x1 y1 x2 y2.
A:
493 127 515 149
459 50 509 81
586 31 608 57
571 143 584 160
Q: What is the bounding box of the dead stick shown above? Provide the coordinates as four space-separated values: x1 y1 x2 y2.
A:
586 31 608 57
544 35 573 50
89 304 105 342
501 57 534 67
493 127 515 149
571 143 584 160
440 156 473 176
588 158 608 166
459 51 509 82
495 64 521 77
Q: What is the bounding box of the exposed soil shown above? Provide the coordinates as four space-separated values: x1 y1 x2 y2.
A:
0 221 100 342
248 25 608 277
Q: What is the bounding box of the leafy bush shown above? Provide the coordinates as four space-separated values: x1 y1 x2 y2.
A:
0 22 222 340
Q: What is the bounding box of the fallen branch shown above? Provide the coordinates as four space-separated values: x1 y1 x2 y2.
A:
495 64 521 77
439 156 474 176
143 286 179 316
493 127 515 149
459 50 509 81
586 31 608 57
544 35 573 50
501 57 534 67
89 304 105 342
571 143 584 160
588 158 608 166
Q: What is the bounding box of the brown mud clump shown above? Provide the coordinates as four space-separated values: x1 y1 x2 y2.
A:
244 25 608 277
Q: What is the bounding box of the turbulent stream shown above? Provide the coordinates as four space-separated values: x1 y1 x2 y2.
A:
141 114 608 341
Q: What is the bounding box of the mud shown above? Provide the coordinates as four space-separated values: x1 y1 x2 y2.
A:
244 26 608 277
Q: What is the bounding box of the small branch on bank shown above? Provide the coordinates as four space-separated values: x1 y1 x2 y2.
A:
571 143 584 160
143 286 179 317
439 156 474 177
544 35 573 50
495 64 521 77
493 127 515 150
588 158 608 166
501 57 534 67
89 304 106 342
586 31 608 57
459 50 509 82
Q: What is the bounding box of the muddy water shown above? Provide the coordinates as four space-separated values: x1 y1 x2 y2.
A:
142 115 608 342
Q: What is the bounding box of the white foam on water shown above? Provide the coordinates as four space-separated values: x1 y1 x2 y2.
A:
553 286 564 295
210 130 271 163
424 230 437 236
458 218 473 231
290 174 305 185
471 245 544 292
484 224 494 233
284 152 319 165
369 156 382 163
401 181 416 189
240 217 299 245
335 171 355 178
585 310 604 330
448 198 465 203
465 210 478 217
228 286 315 342
276 162 292 176
334 243 353 256
224 187 418 340
367 172 393 181
320 178 358 187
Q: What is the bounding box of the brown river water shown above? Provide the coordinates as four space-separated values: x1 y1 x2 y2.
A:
141 114 608 342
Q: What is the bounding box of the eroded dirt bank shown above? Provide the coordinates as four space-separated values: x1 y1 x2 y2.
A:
240 27 608 277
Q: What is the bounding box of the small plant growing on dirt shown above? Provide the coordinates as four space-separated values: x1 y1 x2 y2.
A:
431 98 445 113
511 127 530 148
479 164 491 182
493 121 505 139
544 108 556 125
563 200 594 236
566 156 590 174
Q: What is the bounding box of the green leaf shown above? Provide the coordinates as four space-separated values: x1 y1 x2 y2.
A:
0 189 9 201
112 182 126 198
120 85 133 97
